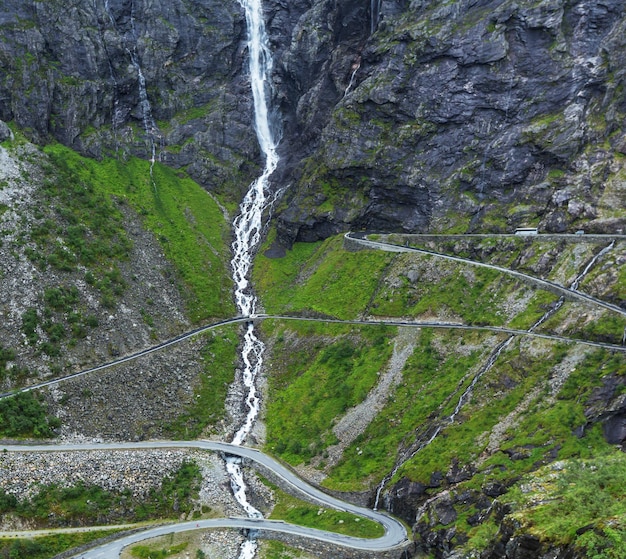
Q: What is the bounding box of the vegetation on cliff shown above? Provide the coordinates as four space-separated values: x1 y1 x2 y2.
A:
42 143 234 323
254 233 626 557
0 134 233 393
0 530 120 559
0 391 59 439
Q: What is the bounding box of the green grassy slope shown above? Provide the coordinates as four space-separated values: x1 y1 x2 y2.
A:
43 143 234 323
254 233 626 557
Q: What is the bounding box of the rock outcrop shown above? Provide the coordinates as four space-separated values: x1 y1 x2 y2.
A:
0 0 257 197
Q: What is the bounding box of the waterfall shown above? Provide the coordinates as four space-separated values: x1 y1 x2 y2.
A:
343 57 361 98
370 0 382 34
227 0 279 556
373 241 616 510
571 241 615 291
129 0 161 186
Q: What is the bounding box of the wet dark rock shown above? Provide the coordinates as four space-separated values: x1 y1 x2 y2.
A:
387 476 427 524
483 482 507 498
270 0 626 243
446 458 474 484
603 411 626 445
0 120 12 141
505 534 543 559
433 499 458 526
429 471 444 487
454 490 474 505
583 373 626 446
504 446 534 461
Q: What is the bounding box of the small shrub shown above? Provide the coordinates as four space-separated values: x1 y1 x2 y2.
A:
21 308 39 345
0 392 59 438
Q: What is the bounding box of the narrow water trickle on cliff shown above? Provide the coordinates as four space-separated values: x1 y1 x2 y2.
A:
370 0 382 33
227 0 280 556
104 0 162 187
374 241 616 511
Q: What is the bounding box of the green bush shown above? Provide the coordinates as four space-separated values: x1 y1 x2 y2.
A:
43 286 79 311
0 346 16 380
0 392 60 438
503 453 626 557
21 308 39 345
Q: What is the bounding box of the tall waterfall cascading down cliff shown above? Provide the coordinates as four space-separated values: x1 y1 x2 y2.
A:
227 0 280 557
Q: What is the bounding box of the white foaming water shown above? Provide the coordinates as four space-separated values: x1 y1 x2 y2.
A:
129 1 160 181
343 59 361 98
231 0 279 318
571 241 615 291
228 0 279 556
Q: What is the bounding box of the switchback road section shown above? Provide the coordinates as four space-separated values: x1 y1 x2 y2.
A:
345 232 626 317
1 441 409 558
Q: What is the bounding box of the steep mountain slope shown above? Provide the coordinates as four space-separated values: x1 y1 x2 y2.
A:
254 233 626 558
0 131 238 439
1 1 624 240
0 0 257 198
0 1 625 558
271 0 626 242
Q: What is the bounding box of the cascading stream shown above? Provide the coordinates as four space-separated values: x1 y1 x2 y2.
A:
227 0 279 557
129 0 161 184
343 58 361 98
374 241 616 510
571 240 615 291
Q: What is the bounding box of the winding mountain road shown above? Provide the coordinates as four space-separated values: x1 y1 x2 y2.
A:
4 232 623 399
6 314 626 399
345 233 626 317
3 232 624 557
1 441 408 557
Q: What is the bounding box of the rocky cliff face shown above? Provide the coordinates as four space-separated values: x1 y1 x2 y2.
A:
0 0 258 197
1 0 624 236
269 0 626 243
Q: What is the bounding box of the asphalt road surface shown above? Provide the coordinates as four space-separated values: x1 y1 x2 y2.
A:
2 440 409 558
